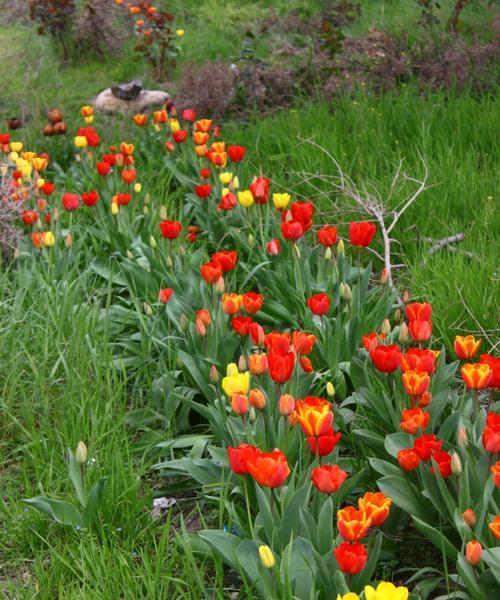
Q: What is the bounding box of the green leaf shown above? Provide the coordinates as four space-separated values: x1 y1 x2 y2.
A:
456 554 484 600
412 516 458 562
317 497 334 556
82 479 107 529
377 475 431 521
368 457 401 477
23 497 83 528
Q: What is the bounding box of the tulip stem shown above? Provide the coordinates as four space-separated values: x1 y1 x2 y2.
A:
243 478 255 539
473 390 480 419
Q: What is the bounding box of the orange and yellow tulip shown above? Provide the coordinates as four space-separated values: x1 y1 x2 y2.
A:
461 363 492 389
454 335 481 359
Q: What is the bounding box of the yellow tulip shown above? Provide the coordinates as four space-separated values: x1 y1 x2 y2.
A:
8 151 19 162
74 136 88 148
84 116 94 124
238 190 254 208
22 151 36 162
32 157 48 171
10 142 23 152
154 124 161 132
222 370 250 397
37 178 45 189
336 594 360 600
272 192 291 209
226 363 239 376
364 582 409 600
111 202 119 215
176 29 185 36
258 545 275 569
42 231 55 247
134 183 142 193
170 119 180 133
232 176 240 189
219 172 233 185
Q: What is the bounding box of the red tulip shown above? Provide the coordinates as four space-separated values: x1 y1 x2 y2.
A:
291 331 316 355
78 126 100 147
317 225 337 247
307 427 341 456
400 348 436 374
264 332 291 355
311 464 347 493
41 182 55 196
245 449 290 488
362 332 385 352
249 322 265 346
369 344 401 373
159 288 173 304
483 412 500 454
227 443 258 475
195 183 212 198
231 316 252 336
212 250 238 272
22 210 38 225
268 352 295 383
480 354 500 388
242 292 263 314
400 407 430 434
334 542 368 575
116 193 131 205
249 176 269 205
172 130 188 143
159 220 182 239
413 434 442 461
281 220 304 241
61 192 79 211
200 167 212 179
200 261 222 284
266 238 281 255
96 161 111 176
307 292 330 316
397 448 421 471
290 201 314 231
430 451 452 478
409 320 432 342
81 191 99 206
181 109 197 121
299 355 314 373
227 145 246 162
349 221 376 247
406 302 432 321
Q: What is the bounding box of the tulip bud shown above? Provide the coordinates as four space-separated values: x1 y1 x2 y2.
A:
134 183 142 193
457 427 468 448
232 176 239 190
292 243 301 259
380 268 389 285
450 451 462 476
258 545 275 569
111 202 119 215
149 236 157 249
64 233 73 248
159 205 167 220
126 250 134 260
210 365 219 383
337 239 345 255
215 276 225 295
180 314 188 331
394 308 401 322
226 363 238 376
143 302 153 316
166 255 173 268
326 382 335 397
144 193 151 205
75 441 87 465
324 247 332 260
381 318 391 336
13 248 20 260
53 208 59 222
399 322 409 344
248 406 257 422
238 355 247 372
247 234 255 247
339 282 351 301
143 205 149 215
462 508 476 527
279 394 295 416
403 290 410 304
176 357 183 368
249 388 266 410
178 245 186 257
195 318 206 337
465 540 482 566
231 393 249 416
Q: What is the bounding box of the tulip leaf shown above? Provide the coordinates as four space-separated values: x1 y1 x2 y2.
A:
456 554 485 600
254 486 276 545
352 531 382 589
82 478 107 529
23 497 83 528
412 515 458 562
368 457 401 477
317 497 334 556
377 475 431 521
482 548 500 586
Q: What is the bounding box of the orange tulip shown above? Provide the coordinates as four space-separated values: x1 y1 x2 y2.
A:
153 110 168 124
193 131 209 145
133 114 147 126
489 515 500 539
195 119 212 132
461 363 493 389
462 508 476 527
337 506 372 541
221 293 242 315
491 461 500 487
400 407 430 434
358 492 391 527
194 144 208 157
245 449 290 488
293 396 333 437
292 331 316 355
120 142 135 156
278 394 295 416
465 540 482 565
402 369 430 397
249 388 266 410
454 335 481 359
230 393 248 416
248 353 268 375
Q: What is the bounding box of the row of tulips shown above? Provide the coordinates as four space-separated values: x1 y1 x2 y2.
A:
4 101 499 599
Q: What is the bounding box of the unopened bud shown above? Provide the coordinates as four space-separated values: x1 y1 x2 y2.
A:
143 302 153 316
126 250 134 260
180 314 188 331
249 388 266 410
292 243 301 259
210 365 218 383
457 427 468 448
340 282 352 301
326 382 335 397
195 318 207 336
64 233 73 248
337 239 345 255
53 208 59 221
258 545 275 569
380 268 389 285
450 451 462 476
381 318 391 336
399 322 409 343
394 308 402 322
403 290 410 304
324 247 332 260
149 236 157 249
247 234 255 247
75 441 87 465
166 255 173 268
238 355 247 372
143 205 149 215
176 356 183 368
232 176 239 190
144 193 151 205
248 406 257 422
178 245 186 257
215 276 225 295
111 202 119 215
462 508 476 527
465 540 482 566
159 205 167 220
134 183 142 193
279 394 295 416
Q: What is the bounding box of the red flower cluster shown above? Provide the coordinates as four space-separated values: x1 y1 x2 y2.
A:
397 433 452 477
227 443 290 488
